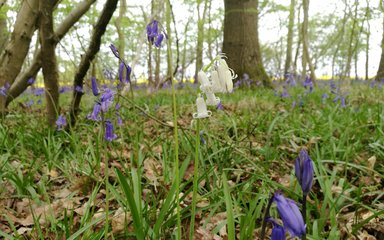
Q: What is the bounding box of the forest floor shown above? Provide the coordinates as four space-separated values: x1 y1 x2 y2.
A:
0 80 383 239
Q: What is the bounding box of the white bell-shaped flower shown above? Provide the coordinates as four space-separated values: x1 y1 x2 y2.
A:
211 70 225 93
217 59 235 93
193 95 212 119
198 70 212 93
205 92 220 106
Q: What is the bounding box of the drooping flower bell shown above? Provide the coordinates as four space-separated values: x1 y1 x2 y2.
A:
205 92 220 106
267 218 286 240
273 192 306 238
211 70 225 93
87 103 101 121
217 58 235 93
294 149 314 195
198 70 212 93
146 20 167 48
105 120 117 141
193 95 211 119
91 77 99 96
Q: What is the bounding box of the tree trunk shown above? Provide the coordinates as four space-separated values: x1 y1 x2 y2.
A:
223 0 271 87
0 3 8 56
301 0 316 81
375 15 384 81
344 0 358 80
115 0 126 79
39 0 59 127
181 17 192 83
284 0 295 79
365 3 370 80
69 0 118 126
0 0 39 114
194 0 208 83
6 0 96 106
165 0 172 82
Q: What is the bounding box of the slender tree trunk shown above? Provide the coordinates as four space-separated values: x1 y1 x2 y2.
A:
223 0 271 87
165 0 173 82
115 0 126 79
6 0 96 106
284 0 295 79
331 2 348 80
194 0 208 83
181 17 192 83
0 0 39 114
69 0 118 126
375 14 384 81
344 0 358 80
293 3 301 75
39 0 59 127
301 0 316 81
365 8 370 80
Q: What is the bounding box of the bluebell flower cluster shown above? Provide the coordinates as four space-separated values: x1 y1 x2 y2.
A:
146 20 168 48
0 82 10 97
109 44 132 85
56 114 67 130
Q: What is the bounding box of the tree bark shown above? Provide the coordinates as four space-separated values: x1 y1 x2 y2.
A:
301 0 316 81
194 0 208 83
344 0 358 79
284 0 295 79
375 14 384 81
69 0 118 126
0 2 8 56
39 0 59 127
223 0 271 87
6 0 96 106
0 0 39 113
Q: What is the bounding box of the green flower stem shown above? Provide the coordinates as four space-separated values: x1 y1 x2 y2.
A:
260 194 274 240
302 193 307 240
189 118 200 239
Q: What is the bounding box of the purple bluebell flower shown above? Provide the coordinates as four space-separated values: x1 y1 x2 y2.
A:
75 85 83 93
56 115 67 129
295 149 314 195
267 218 286 240
100 88 115 112
26 99 34 107
146 20 167 48
27 78 35 85
280 90 289 98
117 115 123 126
216 101 224 110
87 103 101 121
91 77 99 96
273 192 305 238
35 88 45 96
109 44 120 58
105 120 117 141
155 33 164 47
59 86 70 93
125 65 131 83
303 76 313 92
0 82 11 96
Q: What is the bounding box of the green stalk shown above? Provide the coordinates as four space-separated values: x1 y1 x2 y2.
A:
302 193 307 240
104 145 109 238
166 1 181 237
189 118 200 239
260 195 274 240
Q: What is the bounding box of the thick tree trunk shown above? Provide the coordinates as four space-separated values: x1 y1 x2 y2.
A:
223 0 271 87
0 3 8 56
375 15 384 81
6 0 96 106
0 0 39 113
39 0 59 127
69 0 118 126
284 0 295 79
